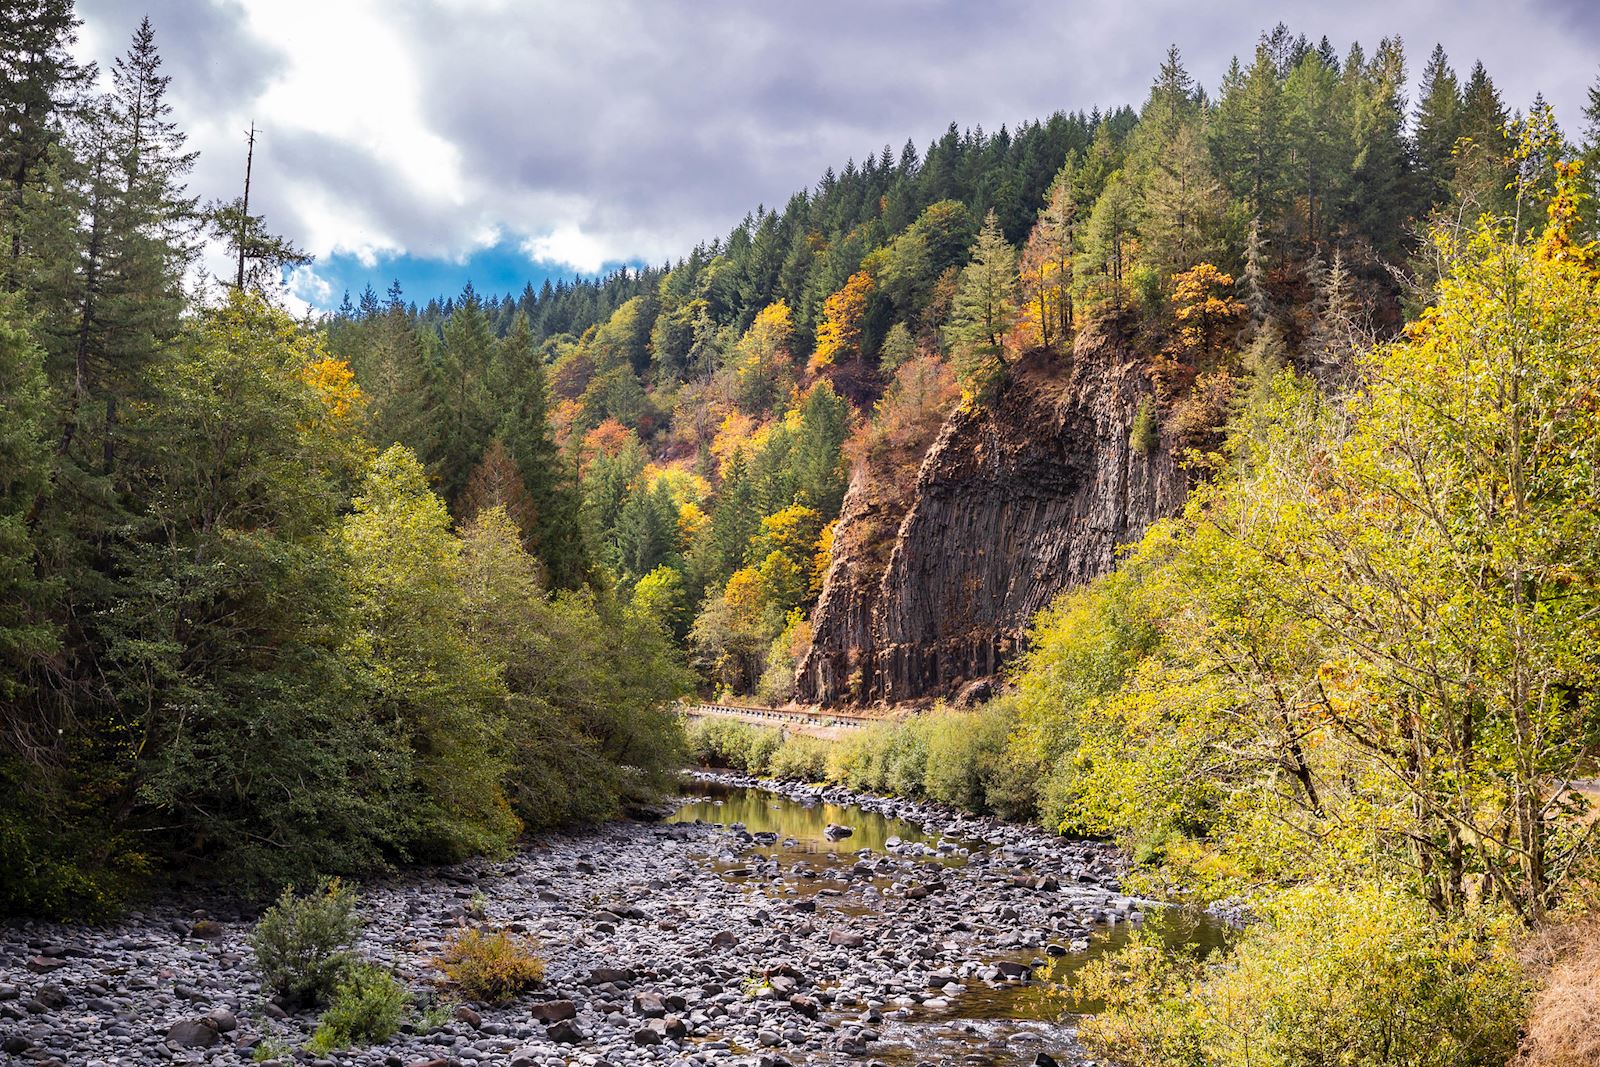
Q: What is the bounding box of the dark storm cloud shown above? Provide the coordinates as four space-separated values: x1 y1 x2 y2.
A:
72 0 1600 282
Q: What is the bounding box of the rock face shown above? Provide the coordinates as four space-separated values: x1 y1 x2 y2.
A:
798 325 1185 706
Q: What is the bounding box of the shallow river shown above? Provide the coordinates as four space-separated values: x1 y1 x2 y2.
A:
669 777 1228 1065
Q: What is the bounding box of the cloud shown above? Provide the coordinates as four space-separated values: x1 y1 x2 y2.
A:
69 0 1600 308
286 263 333 308
521 225 612 275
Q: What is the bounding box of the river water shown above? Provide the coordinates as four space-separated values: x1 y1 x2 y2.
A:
669 777 1228 1065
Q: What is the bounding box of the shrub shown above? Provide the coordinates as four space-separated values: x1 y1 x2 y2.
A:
922 704 1025 814
741 724 783 775
1129 395 1158 454
434 928 544 1003
879 715 932 797
684 717 788 775
1080 883 1528 1067
250 878 361 1007
769 735 830 781
307 962 408 1052
825 723 894 791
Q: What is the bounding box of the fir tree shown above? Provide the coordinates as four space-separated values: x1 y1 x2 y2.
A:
1413 44 1462 211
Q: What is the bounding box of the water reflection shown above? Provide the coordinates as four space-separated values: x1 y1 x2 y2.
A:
668 777 946 855
933 907 1233 1021
670 777 1235 1065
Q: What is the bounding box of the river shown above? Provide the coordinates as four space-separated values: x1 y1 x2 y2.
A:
0 772 1226 1066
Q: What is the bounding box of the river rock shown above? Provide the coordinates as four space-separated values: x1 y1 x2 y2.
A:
164 1018 218 1049
545 1018 585 1043
528 999 576 1022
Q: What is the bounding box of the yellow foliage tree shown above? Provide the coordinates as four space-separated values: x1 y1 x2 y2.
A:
300 356 363 419
809 270 875 374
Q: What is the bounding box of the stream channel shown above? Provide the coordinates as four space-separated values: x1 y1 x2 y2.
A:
667 775 1228 1066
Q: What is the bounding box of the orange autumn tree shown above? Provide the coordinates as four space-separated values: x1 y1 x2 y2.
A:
808 270 875 374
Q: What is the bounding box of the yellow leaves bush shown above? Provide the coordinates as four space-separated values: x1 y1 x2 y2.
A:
1080 884 1528 1067
434 928 544 1003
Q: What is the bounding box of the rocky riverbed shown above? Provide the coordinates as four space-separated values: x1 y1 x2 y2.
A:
0 772 1158 1067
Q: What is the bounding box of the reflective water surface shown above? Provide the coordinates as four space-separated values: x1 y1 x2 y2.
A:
670 779 1229 1064
667 777 947 855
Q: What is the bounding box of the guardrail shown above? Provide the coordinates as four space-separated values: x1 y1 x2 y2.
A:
680 701 878 731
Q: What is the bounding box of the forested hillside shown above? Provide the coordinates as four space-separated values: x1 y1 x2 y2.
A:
321 27 1597 707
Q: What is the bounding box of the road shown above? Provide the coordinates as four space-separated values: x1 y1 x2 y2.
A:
680 700 879 740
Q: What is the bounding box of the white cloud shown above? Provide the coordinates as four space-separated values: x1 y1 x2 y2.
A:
521 225 612 274
286 263 333 308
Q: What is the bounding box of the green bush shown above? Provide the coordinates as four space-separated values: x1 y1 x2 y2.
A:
879 715 932 796
922 704 1026 814
824 723 894 791
769 735 830 780
684 717 788 775
307 962 409 1052
1130 395 1158 454
434 928 544 1003
250 878 361 1007
1079 883 1529 1067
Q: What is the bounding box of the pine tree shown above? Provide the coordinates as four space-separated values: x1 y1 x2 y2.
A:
1284 48 1351 247
82 17 199 473
945 209 1018 379
1141 124 1226 276
1020 180 1078 348
1454 62 1514 218
207 124 310 296
1341 37 1413 258
1413 44 1462 211
0 293 55 697
0 0 90 274
432 284 496 505
494 311 587 587
1210 43 1290 222
1077 173 1139 307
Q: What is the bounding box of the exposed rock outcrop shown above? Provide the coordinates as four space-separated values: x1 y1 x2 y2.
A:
797 323 1185 706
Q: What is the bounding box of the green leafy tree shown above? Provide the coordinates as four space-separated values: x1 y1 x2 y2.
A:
338 445 515 861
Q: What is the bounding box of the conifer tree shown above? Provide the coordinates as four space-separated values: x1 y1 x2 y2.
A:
1284 48 1350 246
493 311 587 586
0 0 90 273
945 209 1018 379
1020 180 1078 348
0 293 54 698
1077 174 1139 307
1141 125 1226 276
1210 42 1290 222
1454 61 1514 218
1413 44 1462 211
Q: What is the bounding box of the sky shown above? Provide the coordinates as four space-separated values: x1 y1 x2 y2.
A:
72 0 1600 312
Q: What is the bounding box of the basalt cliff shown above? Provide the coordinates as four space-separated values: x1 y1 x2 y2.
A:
797 321 1186 707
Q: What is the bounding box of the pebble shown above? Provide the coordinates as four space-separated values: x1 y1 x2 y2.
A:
0 770 1132 1066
